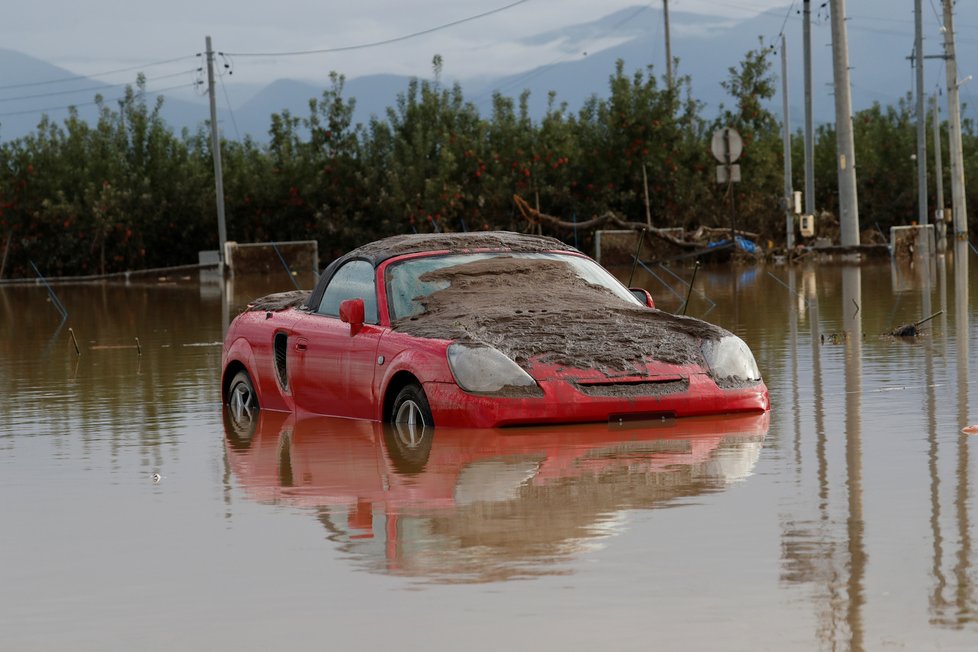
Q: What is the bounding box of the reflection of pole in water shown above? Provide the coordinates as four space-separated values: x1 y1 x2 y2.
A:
928 249 949 616
954 238 969 431
953 239 974 621
926 269 946 616
779 265 865 649
790 268 801 468
222 276 232 336
842 265 866 651
806 267 827 514
931 240 974 625
939 254 949 347
920 250 934 335
811 266 839 646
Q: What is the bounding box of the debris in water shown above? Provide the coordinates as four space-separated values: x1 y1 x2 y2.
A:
888 310 943 338
821 332 849 345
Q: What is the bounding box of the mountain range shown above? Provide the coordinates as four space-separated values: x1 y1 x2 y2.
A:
1 1 975 142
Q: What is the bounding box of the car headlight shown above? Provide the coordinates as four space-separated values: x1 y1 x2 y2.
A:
701 335 761 386
447 343 538 393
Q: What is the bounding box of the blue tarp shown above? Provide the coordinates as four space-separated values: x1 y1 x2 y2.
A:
706 236 758 254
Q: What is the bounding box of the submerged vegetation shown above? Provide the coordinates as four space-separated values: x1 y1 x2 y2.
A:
0 48 975 278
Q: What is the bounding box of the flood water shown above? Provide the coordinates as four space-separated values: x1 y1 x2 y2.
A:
2 242 977 651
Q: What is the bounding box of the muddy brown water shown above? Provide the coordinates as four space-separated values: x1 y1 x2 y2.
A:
2 245 978 651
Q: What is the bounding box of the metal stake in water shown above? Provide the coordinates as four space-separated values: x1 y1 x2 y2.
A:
628 229 647 287
68 328 80 356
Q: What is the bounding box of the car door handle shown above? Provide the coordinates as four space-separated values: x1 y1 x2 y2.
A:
295 341 308 352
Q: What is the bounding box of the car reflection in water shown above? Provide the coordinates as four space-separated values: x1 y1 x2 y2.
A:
224 409 769 583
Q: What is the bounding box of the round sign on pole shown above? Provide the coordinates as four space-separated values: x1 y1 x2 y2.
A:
711 127 743 163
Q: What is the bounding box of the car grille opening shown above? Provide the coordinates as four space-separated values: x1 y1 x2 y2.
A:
574 377 689 398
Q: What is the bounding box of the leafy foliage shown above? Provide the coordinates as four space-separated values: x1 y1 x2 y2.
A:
1 49 976 279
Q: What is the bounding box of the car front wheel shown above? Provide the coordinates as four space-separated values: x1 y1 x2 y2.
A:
391 382 433 429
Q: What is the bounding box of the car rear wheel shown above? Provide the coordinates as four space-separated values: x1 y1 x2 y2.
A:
228 370 259 417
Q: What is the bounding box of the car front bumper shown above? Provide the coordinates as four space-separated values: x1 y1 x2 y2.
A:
424 373 770 428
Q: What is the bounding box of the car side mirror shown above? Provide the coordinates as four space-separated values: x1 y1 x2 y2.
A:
339 298 365 333
630 288 655 309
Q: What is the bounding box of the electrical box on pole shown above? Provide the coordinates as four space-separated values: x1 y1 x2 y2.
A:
800 215 816 238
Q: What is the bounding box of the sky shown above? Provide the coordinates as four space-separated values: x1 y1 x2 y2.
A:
3 0 791 87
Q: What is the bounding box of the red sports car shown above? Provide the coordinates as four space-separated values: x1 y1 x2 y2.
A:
221 231 769 428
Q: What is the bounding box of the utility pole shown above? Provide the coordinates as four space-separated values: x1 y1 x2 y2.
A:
781 34 794 249
803 0 815 216
914 0 929 250
829 0 859 246
942 0 968 236
663 0 673 89
933 92 947 252
932 93 945 215
206 35 228 269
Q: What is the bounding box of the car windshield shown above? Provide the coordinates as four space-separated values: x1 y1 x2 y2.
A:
385 252 641 320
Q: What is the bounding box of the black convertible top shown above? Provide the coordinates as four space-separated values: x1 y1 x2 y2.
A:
304 231 578 310
343 231 575 266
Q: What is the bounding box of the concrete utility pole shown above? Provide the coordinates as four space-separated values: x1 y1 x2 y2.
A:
932 93 945 214
206 35 228 267
829 0 860 246
803 0 815 215
942 0 968 236
933 93 947 252
914 0 929 242
781 34 795 248
663 0 673 89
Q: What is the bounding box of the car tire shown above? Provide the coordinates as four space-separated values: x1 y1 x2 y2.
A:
391 382 432 428
387 382 434 473
224 370 259 450
228 369 259 415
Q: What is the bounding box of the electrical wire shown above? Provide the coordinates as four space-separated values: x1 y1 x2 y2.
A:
0 55 197 92
0 69 197 103
773 0 797 43
218 62 241 141
223 0 531 58
0 81 201 118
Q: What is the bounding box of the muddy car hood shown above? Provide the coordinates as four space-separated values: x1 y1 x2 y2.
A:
392 256 726 374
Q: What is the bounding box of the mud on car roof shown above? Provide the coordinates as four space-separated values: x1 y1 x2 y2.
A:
306 231 579 311
345 231 578 267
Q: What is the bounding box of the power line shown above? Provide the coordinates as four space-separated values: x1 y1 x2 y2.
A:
0 81 201 118
774 1 798 42
217 62 241 141
0 69 197 104
222 0 531 57
0 55 197 92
